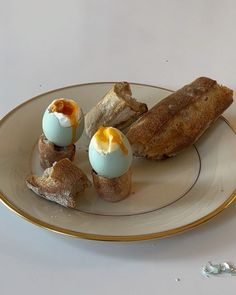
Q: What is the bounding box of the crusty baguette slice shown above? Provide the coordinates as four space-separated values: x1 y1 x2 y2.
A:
91 168 132 202
26 158 91 208
85 82 148 138
38 134 75 170
126 77 233 160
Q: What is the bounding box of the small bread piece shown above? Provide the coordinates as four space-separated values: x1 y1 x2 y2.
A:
38 134 75 169
85 82 148 138
126 77 233 159
26 158 91 208
91 168 132 202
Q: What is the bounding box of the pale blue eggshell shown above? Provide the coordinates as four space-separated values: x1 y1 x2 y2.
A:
88 136 133 178
42 109 84 146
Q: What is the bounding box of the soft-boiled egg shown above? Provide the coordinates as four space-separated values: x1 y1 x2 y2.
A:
88 127 132 178
42 98 84 147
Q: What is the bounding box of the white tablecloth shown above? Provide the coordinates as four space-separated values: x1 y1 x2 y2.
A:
1 1 236 294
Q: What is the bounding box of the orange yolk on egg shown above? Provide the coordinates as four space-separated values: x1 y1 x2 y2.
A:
49 99 78 144
95 127 128 155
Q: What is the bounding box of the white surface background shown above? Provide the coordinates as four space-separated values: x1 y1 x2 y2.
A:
1 0 236 294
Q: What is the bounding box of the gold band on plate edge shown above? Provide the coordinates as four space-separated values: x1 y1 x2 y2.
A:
0 82 236 242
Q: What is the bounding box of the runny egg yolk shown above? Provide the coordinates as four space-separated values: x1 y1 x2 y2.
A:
49 99 78 144
95 127 128 155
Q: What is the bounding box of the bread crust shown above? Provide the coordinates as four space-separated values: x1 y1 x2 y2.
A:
91 168 132 202
126 77 233 159
38 134 75 169
85 82 148 137
26 158 91 208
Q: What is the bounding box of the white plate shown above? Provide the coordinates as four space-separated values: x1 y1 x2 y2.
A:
0 82 236 241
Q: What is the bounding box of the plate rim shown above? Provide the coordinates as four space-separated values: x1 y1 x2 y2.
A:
1 82 236 242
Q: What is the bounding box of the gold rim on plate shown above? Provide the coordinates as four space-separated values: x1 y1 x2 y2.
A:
0 82 236 242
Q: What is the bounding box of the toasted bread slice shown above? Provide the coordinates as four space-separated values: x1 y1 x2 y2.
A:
38 134 75 170
26 158 91 208
126 77 233 159
85 82 148 138
91 168 132 202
